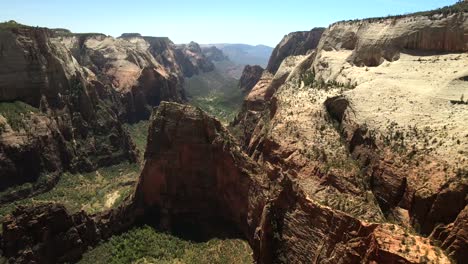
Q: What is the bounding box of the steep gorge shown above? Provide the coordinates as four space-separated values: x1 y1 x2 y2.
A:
0 2 467 264
0 23 214 202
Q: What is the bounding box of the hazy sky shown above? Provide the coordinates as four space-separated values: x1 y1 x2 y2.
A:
0 0 458 47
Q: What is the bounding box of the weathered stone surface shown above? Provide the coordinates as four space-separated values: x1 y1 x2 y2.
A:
266 28 325 74
239 65 264 94
134 102 449 264
0 26 138 197
58 33 186 122
174 41 215 77
231 72 273 149
430 205 468 264
0 200 141 264
317 13 468 67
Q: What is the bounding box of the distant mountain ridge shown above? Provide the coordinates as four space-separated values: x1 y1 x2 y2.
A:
200 43 273 68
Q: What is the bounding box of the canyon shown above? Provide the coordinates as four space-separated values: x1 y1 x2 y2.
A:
0 1 467 263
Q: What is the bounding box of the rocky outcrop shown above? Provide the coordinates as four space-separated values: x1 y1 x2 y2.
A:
232 7 467 262
134 102 450 264
58 33 186 121
201 46 228 62
0 102 452 263
325 94 468 261
411 180 468 235
316 12 468 67
230 72 273 148
238 65 264 94
266 28 325 74
430 205 468 264
0 201 140 264
0 112 64 201
231 55 306 150
0 26 138 197
0 23 217 197
175 41 214 77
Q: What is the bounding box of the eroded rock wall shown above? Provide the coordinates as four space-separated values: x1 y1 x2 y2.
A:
0 26 138 196
266 28 325 74
134 102 450 264
316 13 468 67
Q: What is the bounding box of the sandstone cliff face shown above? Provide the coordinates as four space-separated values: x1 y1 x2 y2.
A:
57 33 184 121
0 201 140 264
174 41 215 77
0 24 216 197
238 65 264 94
0 102 452 263
134 102 449 264
56 33 216 122
231 71 273 149
266 28 325 74
0 26 138 196
233 9 468 263
311 10 468 242
316 12 468 67
430 205 468 263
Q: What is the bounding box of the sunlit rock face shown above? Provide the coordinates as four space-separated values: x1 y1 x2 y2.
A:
239 65 264 94
134 102 450 264
0 26 138 196
266 28 325 74
0 24 216 196
316 13 468 67
233 8 468 263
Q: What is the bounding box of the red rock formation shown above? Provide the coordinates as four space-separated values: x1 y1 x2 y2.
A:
134 102 449 264
430 205 468 263
174 41 215 77
0 25 138 198
239 65 264 94
0 102 452 263
266 28 325 74
231 72 273 148
0 201 141 264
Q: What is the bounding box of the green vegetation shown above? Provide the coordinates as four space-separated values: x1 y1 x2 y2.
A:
412 1 468 16
125 120 150 157
79 225 253 264
0 162 140 220
0 101 38 131
0 20 30 30
185 70 244 124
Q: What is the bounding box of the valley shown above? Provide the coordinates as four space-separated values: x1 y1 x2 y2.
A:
0 1 467 263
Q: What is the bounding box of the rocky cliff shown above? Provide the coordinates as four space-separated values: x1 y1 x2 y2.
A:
57 33 214 121
1 201 140 263
1 3 467 264
174 41 215 77
232 7 468 263
316 12 468 67
238 65 264 94
0 102 454 263
0 26 138 198
134 102 450 263
266 28 325 74
0 23 215 201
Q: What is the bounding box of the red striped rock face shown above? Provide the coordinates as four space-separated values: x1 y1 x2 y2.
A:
134 102 450 264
